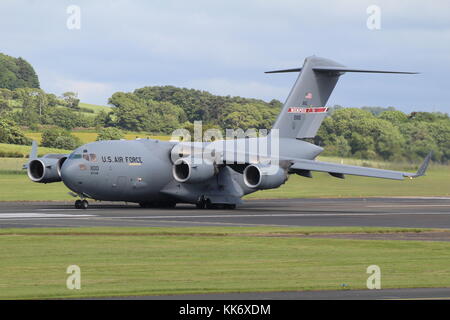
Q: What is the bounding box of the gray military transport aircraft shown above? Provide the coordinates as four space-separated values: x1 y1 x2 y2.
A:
25 56 432 209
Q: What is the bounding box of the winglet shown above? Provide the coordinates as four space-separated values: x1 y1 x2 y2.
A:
30 140 38 160
416 151 433 177
407 151 433 178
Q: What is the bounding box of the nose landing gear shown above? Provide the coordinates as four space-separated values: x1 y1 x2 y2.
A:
75 199 89 209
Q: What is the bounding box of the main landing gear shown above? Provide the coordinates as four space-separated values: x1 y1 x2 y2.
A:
75 199 89 209
196 197 236 210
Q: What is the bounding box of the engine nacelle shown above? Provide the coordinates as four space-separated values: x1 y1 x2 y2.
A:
243 164 288 190
172 157 216 183
27 156 67 183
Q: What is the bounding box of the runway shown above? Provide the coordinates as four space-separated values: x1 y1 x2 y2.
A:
1 197 450 229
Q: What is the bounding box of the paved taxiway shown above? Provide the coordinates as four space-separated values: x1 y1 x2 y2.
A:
1 197 450 229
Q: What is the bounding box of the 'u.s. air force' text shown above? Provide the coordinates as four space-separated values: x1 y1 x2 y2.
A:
101 156 143 164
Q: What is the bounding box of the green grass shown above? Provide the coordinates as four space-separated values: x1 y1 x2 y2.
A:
78 102 111 114
0 144 71 157
0 173 72 200
0 227 450 299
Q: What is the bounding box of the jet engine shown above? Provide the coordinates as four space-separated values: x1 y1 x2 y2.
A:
172 157 217 183
243 164 288 190
27 156 67 183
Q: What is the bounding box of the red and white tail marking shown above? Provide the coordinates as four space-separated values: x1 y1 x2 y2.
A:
287 107 328 113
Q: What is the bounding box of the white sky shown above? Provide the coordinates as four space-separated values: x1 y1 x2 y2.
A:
1 0 449 113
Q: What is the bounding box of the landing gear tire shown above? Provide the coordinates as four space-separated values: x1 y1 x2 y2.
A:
205 199 214 209
75 199 88 209
80 200 89 209
196 197 206 209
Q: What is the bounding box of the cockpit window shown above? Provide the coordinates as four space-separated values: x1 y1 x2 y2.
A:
83 154 90 161
89 154 97 162
69 154 82 159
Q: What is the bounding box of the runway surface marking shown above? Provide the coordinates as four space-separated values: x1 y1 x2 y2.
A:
367 204 450 208
0 213 96 219
36 209 80 211
102 212 450 219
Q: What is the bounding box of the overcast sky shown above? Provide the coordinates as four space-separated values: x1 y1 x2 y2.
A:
1 0 449 113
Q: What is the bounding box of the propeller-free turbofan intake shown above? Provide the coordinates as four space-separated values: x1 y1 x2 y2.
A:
243 164 287 190
172 157 217 183
27 156 67 183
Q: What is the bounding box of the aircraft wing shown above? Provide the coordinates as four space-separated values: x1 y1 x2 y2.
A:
217 147 431 180
289 152 432 180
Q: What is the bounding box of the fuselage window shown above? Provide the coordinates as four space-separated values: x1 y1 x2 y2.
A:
90 154 97 162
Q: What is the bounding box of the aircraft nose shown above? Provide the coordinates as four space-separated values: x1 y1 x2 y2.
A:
60 160 80 192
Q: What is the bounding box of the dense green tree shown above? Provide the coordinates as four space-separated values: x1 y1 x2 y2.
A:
109 92 187 133
109 92 149 131
94 110 114 127
133 85 281 126
96 127 124 141
41 128 81 149
317 108 404 160
42 108 93 130
61 92 80 109
0 118 32 145
13 107 40 127
0 53 39 90
45 93 60 107
0 98 11 114
379 110 408 126
0 88 13 100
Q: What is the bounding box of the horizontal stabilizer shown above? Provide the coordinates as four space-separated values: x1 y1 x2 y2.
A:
265 68 302 74
313 66 419 74
265 67 418 74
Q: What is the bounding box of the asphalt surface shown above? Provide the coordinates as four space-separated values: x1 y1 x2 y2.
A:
1 197 450 229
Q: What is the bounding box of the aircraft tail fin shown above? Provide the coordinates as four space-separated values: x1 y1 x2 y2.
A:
268 56 418 139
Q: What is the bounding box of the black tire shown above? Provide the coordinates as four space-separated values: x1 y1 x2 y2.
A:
205 199 213 209
224 204 236 210
196 198 206 209
74 200 81 209
80 200 89 209
139 202 149 208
